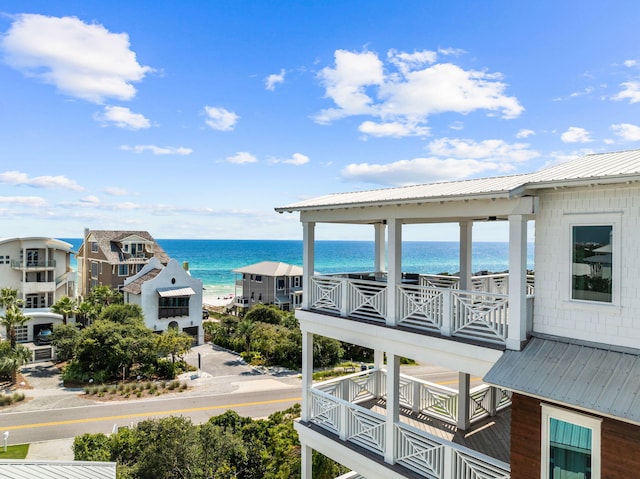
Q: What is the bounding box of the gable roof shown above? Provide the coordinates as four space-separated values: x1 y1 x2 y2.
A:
275 149 640 213
122 268 162 294
79 230 169 264
233 261 303 277
484 334 640 425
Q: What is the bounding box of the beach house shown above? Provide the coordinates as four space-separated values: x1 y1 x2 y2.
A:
0 237 75 351
275 149 640 479
76 229 169 297
122 257 204 345
233 261 303 313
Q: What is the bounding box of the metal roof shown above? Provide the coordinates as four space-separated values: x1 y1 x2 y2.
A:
0 460 116 478
157 287 196 297
233 261 303 277
484 335 640 424
275 149 640 213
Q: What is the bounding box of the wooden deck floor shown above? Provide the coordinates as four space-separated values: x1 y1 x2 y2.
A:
361 398 511 464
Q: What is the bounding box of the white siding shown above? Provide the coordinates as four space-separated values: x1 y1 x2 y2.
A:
534 183 640 347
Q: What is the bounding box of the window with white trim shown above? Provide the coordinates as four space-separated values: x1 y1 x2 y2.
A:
541 404 601 479
118 264 129 276
572 225 612 303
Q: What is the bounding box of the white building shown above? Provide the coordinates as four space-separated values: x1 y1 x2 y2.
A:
122 258 204 345
0 237 75 344
276 149 640 479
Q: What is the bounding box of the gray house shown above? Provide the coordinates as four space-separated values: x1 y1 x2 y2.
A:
233 261 303 312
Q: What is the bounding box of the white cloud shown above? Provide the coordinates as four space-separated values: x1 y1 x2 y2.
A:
227 152 257 164
613 81 640 103
103 186 131 196
624 60 638 68
358 121 430 138
341 157 501 187
0 196 48 207
561 126 593 143
80 195 100 204
270 153 310 166
96 106 150 129
120 145 193 155
0 170 84 191
314 48 523 137
204 106 239 131
516 129 535 138
265 69 285 91
428 138 539 164
1 14 152 103
611 123 640 141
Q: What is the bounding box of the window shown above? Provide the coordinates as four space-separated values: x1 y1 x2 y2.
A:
572 225 612 303
255 275 262 282
15 325 28 343
541 404 601 479
91 242 98 253
118 264 129 276
158 296 189 318
294 276 301 288
91 262 98 278
277 278 285 290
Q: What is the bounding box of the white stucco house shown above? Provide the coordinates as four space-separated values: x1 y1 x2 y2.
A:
276 149 640 479
122 258 204 345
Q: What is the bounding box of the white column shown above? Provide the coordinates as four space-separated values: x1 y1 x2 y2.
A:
459 221 473 291
457 371 471 430
374 222 386 273
384 353 400 465
301 329 314 422
302 221 315 310
374 349 384 369
507 215 528 350
386 219 402 327
301 444 313 479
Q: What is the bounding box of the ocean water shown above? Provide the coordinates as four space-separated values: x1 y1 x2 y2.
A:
63 239 534 298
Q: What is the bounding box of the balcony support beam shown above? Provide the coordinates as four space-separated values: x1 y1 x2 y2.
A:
459 221 473 291
507 215 528 350
384 353 400 465
301 329 314 422
457 372 471 430
302 221 315 311
301 443 312 479
374 222 386 274
386 219 401 327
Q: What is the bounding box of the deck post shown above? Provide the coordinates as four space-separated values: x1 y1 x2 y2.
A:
374 222 386 274
507 214 528 350
301 329 313 422
459 221 473 291
301 444 312 479
457 372 471 430
386 219 402 327
302 221 315 311
384 353 400 465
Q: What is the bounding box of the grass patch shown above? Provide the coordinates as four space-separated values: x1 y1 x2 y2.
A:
0 444 29 459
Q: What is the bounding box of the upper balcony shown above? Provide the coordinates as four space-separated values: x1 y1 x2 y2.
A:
306 271 534 350
11 259 56 269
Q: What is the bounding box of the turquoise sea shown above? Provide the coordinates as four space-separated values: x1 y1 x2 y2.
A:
62 239 534 298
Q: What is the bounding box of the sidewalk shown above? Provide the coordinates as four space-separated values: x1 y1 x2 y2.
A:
26 437 75 460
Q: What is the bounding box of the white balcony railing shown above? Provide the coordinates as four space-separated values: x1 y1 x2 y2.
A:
308 385 510 479
309 273 534 347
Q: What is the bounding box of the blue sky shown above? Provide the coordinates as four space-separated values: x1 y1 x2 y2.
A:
1 1 640 241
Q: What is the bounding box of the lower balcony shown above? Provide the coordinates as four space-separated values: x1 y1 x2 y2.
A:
302 369 511 478
308 272 534 349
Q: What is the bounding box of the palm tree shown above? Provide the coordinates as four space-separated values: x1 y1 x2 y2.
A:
88 285 123 309
76 300 98 327
0 287 23 311
0 304 29 349
51 296 77 325
0 343 31 384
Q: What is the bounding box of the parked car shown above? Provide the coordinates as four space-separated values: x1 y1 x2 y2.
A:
36 329 53 345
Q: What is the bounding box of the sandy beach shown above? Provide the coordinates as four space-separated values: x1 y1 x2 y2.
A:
203 293 235 308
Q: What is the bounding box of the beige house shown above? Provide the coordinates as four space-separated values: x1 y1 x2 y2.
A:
233 261 303 312
76 230 169 297
276 149 640 479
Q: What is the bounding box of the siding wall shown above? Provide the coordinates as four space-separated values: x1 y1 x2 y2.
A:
534 183 640 348
510 393 640 479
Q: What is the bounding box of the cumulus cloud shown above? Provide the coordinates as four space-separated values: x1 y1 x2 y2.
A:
265 69 285 90
80 195 100 204
611 123 640 141
96 106 151 129
227 152 257 164
359 121 429 138
624 60 638 68
0 170 84 191
120 145 193 155
613 81 640 103
516 129 535 138
1 14 152 103
0 196 48 207
561 127 593 143
314 48 523 138
341 137 539 186
204 106 239 131
270 153 310 166
103 186 131 196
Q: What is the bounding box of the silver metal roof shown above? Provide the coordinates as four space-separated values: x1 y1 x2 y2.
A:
484 335 640 424
157 286 196 297
233 261 303 277
0 460 116 478
276 149 640 213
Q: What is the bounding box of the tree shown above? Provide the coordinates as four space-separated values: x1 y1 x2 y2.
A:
87 285 123 309
244 304 284 325
52 323 81 361
0 341 31 384
236 318 256 352
99 303 144 325
0 299 29 349
51 296 76 325
75 300 99 327
156 328 193 364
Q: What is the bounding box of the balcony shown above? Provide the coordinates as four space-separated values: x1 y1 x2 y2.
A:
307 272 534 349
21 281 56 294
302 369 511 478
11 259 56 269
